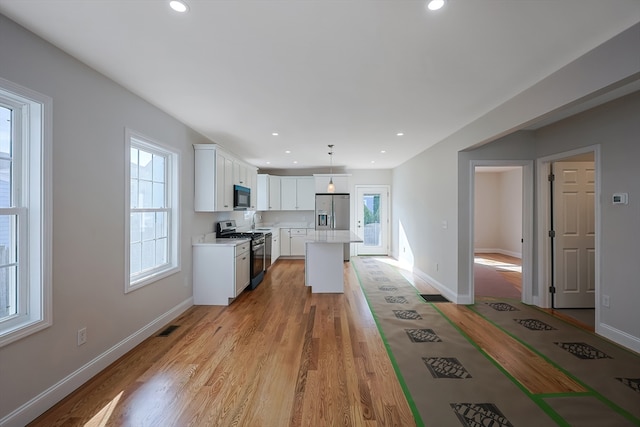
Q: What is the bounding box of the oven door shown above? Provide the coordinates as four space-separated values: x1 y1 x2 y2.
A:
250 239 265 289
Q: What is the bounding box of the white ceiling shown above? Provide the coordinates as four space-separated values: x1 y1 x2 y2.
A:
1 0 638 171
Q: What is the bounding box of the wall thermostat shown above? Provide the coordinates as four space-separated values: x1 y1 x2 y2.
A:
612 193 628 205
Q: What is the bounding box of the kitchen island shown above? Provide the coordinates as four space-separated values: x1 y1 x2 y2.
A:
305 230 363 293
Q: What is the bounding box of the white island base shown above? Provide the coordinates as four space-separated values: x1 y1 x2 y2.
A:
305 230 363 293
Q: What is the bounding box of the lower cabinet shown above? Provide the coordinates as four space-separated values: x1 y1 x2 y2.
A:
193 241 250 305
271 231 280 263
280 229 290 256
280 228 310 257
291 232 307 256
235 246 251 296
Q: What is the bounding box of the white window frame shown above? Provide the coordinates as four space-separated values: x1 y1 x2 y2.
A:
0 77 52 348
125 129 180 293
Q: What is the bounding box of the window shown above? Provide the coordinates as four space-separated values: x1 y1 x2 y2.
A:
126 129 180 292
0 77 52 347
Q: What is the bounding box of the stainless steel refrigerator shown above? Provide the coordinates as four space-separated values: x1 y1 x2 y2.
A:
315 193 350 260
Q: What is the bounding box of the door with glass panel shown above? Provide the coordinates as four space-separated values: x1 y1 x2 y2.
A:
355 186 389 255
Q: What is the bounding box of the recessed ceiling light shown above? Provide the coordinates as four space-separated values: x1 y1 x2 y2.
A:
380 150 387 154
169 0 189 13
266 161 271 165
396 132 404 136
272 132 279 136
293 160 298 164
371 161 376 164
285 150 291 154
426 0 445 11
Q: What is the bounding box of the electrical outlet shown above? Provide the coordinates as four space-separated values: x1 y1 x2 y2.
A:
602 294 610 308
77 327 87 346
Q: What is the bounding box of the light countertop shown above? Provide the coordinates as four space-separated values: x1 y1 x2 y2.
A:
192 233 250 246
304 230 363 244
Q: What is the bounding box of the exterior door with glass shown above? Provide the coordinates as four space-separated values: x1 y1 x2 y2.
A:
355 186 389 255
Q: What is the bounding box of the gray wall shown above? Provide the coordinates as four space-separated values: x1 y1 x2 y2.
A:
535 92 640 344
391 21 640 353
474 169 523 257
0 15 215 425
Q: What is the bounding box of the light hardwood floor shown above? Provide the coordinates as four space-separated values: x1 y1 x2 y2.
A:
474 253 595 331
29 260 416 426
475 252 522 291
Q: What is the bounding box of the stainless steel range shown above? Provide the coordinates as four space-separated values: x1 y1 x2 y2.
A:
216 220 265 289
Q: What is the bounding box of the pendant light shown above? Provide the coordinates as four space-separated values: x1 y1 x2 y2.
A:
327 144 335 193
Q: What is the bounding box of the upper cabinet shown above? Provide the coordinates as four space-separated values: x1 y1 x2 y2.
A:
236 161 258 209
257 174 281 211
314 174 350 194
194 144 232 211
249 169 258 210
281 176 315 210
234 161 254 188
194 144 257 212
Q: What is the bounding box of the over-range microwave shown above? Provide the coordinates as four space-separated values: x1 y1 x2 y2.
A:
233 185 251 210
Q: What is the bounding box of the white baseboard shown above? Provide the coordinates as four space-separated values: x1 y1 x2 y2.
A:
1 298 194 427
410 267 473 304
598 322 640 354
474 248 522 259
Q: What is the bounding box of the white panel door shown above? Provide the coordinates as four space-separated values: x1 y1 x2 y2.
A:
355 186 389 255
553 162 595 308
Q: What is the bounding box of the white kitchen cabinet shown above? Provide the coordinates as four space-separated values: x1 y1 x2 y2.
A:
249 167 258 209
280 228 309 257
280 179 296 210
193 236 250 305
234 160 258 209
290 229 308 255
257 174 281 211
271 230 280 263
314 174 351 194
257 174 268 211
268 175 281 210
280 228 291 256
235 245 251 296
194 144 233 212
194 145 257 212
280 177 315 211
217 151 234 211
233 161 249 187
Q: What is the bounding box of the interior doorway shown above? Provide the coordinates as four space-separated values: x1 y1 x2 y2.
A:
473 166 524 299
469 160 533 305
